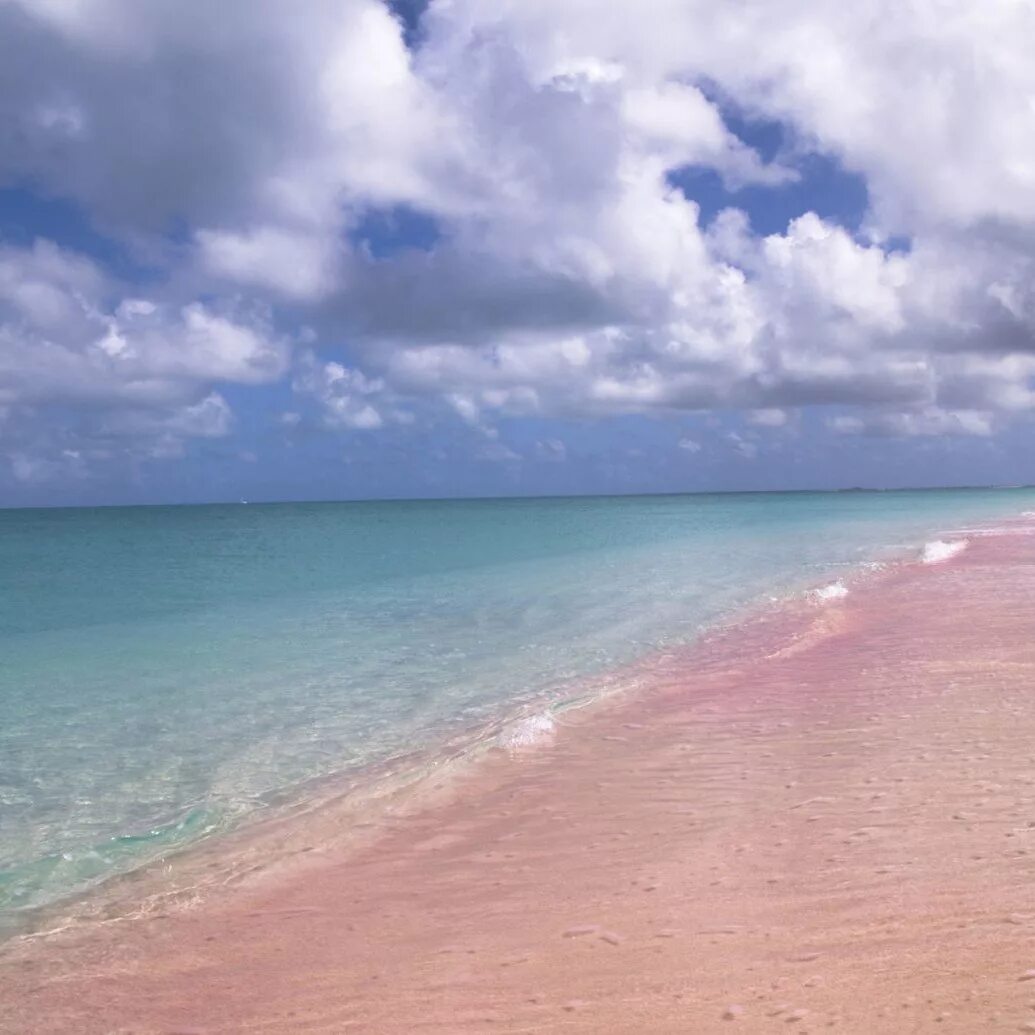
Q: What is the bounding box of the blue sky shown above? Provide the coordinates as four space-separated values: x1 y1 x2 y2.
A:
2 0 1034 506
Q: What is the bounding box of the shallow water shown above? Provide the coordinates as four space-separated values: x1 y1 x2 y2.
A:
2 488 1033 925
9 511 1035 1034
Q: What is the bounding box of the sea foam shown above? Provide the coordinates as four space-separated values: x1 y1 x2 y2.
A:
811 581 849 603
498 712 556 751
920 539 969 564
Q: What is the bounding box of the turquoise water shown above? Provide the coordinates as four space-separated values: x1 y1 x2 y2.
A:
2 488 1033 927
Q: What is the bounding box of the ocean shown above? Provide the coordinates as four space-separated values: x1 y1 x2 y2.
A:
2 487 1033 933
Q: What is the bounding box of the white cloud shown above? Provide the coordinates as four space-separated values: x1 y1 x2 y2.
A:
4 0 1035 485
749 409 789 428
829 407 994 439
292 351 409 430
727 431 759 459
0 242 287 404
196 226 343 301
0 240 288 477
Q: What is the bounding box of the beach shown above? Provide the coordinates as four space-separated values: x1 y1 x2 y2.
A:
6 519 1035 1032
7 490 1024 928
6 0 1035 1028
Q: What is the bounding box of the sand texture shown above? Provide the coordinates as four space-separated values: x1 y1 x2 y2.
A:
6 526 1035 1033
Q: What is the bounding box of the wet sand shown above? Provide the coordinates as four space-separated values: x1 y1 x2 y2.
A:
6 526 1035 1033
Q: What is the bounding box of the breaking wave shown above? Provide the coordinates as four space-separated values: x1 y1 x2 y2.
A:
497 712 556 751
920 539 969 564
811 580 849 602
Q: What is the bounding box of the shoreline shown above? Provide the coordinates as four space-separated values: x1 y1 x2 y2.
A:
7 519 1035 1030
0 521 906 943
0 524 914 946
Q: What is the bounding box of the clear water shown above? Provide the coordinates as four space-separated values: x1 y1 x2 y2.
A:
2 488 1033 927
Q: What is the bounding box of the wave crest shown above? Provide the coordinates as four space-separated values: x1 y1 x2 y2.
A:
811 580 849 603
497 712 556 752
921 539 969 564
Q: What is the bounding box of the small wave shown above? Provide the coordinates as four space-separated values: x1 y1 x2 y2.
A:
942 526 1035 537
811 581 849 603
920 539 969 564
497 712 556 751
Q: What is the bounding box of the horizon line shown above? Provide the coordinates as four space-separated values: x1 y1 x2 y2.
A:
2 482 1033 514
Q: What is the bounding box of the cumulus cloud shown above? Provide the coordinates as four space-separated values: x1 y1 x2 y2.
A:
0 0 452 231
829 408 994 439
3 0 1035 489
318 3 1035 440
0 239 288 478
292 351 413 431
749 409 790 428
727 431 759 459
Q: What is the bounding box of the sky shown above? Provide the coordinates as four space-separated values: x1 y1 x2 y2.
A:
2 1 1035 506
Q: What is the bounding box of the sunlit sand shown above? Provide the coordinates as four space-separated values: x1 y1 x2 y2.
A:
6 524 1035 1032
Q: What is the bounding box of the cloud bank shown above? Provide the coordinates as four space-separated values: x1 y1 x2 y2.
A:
2 0 1035 493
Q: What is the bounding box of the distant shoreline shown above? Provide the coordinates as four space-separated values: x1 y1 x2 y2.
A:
3 481 1033 513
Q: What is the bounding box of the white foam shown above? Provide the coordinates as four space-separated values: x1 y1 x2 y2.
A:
920 539 969 564
811 580 849 603
497 712 556 751
942 526 1035 537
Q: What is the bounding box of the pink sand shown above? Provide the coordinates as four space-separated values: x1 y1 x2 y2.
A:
6 528 1035 1032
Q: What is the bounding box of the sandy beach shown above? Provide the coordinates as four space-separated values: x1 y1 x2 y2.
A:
6 524 1035 1033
